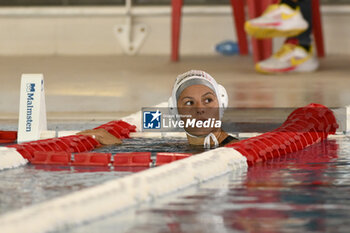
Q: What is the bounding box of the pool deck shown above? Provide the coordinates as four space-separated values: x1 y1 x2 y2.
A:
0 54 349 123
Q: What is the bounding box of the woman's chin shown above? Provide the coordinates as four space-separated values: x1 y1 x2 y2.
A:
185 128 214 137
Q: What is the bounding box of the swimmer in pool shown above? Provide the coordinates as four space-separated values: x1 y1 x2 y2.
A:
168 70 238 148
78 70 238 148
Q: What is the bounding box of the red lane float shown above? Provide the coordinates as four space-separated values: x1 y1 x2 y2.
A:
113 152 152 167
226 103 338 165
0 131 17 144
156 152 192 166
31 152 112 166
72 153 111 166
6 120 135 162
32 151 71 165
7 135 101 161
29 151 192 167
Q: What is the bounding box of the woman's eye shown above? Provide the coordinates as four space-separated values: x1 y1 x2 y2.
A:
185 101 193 106
204 98 213 104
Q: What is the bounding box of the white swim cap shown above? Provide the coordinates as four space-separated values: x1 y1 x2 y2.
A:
168 70 228 119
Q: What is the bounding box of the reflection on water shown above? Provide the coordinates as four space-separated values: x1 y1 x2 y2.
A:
65 137 350 233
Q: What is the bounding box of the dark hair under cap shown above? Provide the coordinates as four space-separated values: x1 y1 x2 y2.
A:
175 78 216 101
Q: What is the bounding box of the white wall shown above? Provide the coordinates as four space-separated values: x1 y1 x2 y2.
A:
0 6 349 56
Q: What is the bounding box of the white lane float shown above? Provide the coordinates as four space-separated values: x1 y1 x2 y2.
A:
0 147 28 170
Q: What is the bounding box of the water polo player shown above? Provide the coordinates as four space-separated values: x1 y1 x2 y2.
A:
78 70 238 148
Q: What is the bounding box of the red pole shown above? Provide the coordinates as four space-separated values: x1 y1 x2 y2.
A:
171 0 183 62
312 0 325 57
230 0 249 55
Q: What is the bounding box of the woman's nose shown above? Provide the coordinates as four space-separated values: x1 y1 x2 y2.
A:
196 108 205 115
194 102 205 115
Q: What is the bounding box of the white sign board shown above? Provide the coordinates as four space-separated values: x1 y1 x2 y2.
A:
17 74 47 143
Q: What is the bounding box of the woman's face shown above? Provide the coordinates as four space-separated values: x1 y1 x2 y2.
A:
177 84 220 136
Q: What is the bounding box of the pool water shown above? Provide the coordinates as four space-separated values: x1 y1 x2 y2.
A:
60 137 350 233
94 137 206 154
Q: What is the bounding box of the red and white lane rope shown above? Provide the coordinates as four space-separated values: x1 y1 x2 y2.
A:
1 103 346 169
0 120 136 170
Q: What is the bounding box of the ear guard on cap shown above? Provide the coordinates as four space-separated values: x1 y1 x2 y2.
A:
168 96 179 121
168 96 175 113
218 84 228 118
218 84 228 108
